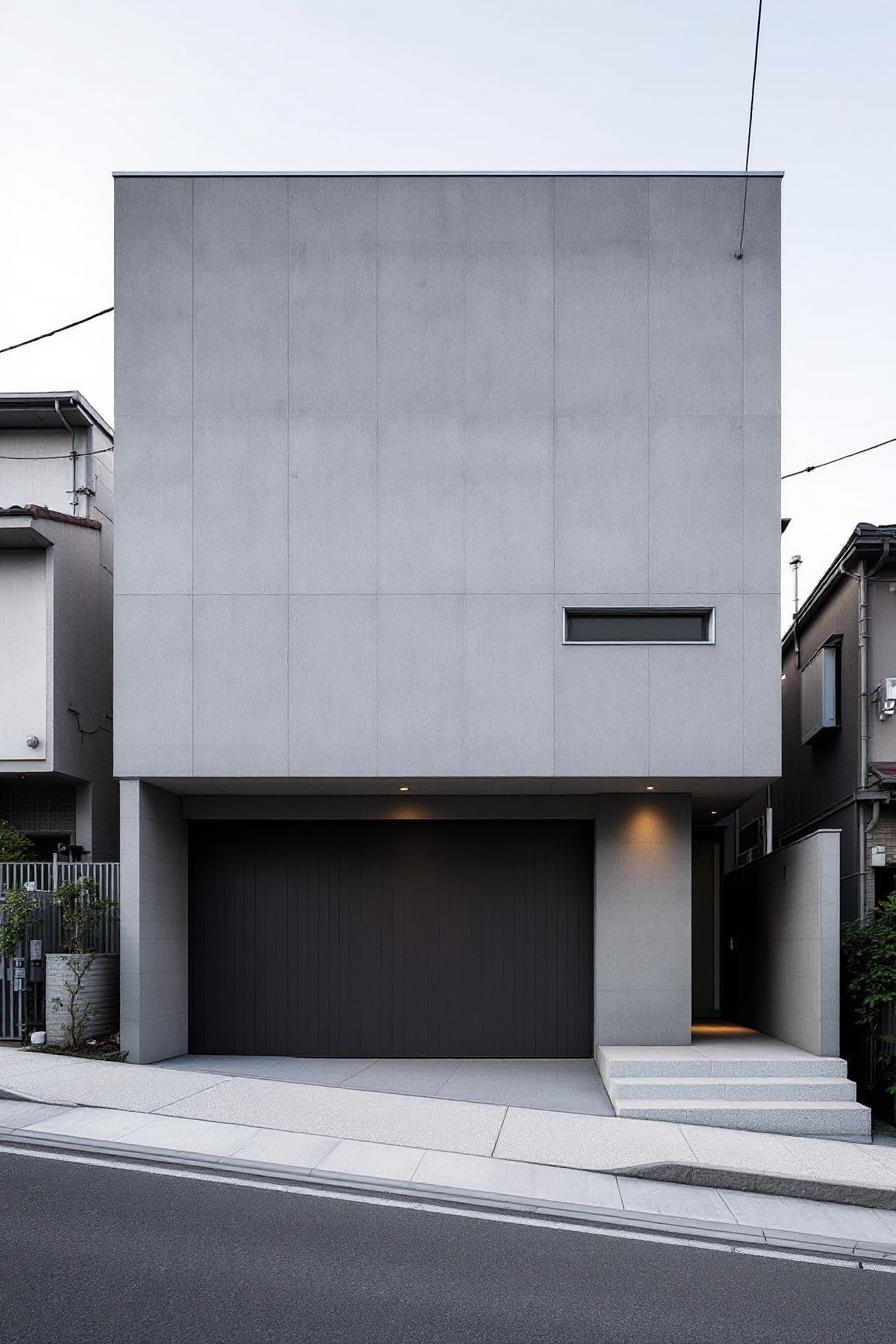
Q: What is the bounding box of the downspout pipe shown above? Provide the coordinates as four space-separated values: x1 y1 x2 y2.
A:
54 397 78 516
845 540 891 920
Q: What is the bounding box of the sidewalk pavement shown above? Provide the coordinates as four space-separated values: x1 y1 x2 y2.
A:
2 1047 896 1264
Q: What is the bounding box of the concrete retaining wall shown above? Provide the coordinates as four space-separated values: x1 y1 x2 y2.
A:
724 830 840 1056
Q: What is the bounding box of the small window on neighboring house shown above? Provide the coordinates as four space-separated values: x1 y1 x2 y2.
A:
800 642 840 743
563 608 714 644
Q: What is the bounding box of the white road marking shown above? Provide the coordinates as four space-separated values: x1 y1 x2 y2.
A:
0 1141 893 1274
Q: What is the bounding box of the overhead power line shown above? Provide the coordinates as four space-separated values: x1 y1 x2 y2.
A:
782 436 896 481
0 306 114 356
735 0 763 260
0 447 114 461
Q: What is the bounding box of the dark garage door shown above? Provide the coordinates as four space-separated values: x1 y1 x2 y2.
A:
188 820 594 1058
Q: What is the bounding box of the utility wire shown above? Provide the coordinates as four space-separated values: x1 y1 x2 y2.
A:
782 436 896 481
0 446 113 460
735 0 763 259
0 306 113 356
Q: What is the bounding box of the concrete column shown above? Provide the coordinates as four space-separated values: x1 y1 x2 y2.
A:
120 779 188 1063
594 793 692 1047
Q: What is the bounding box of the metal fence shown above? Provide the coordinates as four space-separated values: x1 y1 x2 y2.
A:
0 862 119 1041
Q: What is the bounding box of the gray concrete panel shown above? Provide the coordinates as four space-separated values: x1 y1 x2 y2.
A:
288 595 377 775
192 595 288 775
114 595 192 777
193 416 288 594
555 176 648 246
648 416 743 594
464 246 554 413
554 601 651 777
555 242 648 414
289 415 377 594
114 176 193 416
377 244 465 413
555 416 649 593
193 177 288 415
377 416 465 593
743 592 782 778
120 780 189 1063
377 594 465 776
377 176 464 244
743 416 781 594
648 243 742 416
463 176 553 244
743 238 782 416
113 416 192 595
647 593 744 777
648 175 752 244
288 178 377 413
594 794 692 1046
464 595 554 775
464 416 553 594
725 830 841 1056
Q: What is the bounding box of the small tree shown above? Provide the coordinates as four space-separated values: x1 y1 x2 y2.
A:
49 878 119 1050
0 885 39 958
842 892 896 1100
0 819 35 862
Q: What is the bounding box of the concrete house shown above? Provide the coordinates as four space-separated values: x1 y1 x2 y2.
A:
0 393 116 860
114 172 787 1074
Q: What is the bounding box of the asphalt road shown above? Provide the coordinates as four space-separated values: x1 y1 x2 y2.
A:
0 1148 892 1343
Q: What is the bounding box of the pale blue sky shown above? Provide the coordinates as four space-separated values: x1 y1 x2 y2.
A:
1 0 893 620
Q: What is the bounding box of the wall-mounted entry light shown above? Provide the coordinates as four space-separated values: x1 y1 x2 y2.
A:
645 785 654 792
399 786 410 793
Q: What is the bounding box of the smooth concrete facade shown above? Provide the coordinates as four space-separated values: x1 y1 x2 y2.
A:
114 173 781 787
120 780 188 1063
594 794 692 1045
114 174 782 1062
724 830 841 1057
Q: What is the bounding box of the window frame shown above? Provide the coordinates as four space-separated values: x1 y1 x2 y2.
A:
561 606 716 647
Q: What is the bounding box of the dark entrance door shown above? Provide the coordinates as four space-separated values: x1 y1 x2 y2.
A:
188 819 594 1058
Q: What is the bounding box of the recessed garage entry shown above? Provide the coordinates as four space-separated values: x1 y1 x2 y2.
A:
188 820 594 1058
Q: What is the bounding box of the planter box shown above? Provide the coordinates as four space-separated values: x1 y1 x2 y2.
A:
45 953 119 1045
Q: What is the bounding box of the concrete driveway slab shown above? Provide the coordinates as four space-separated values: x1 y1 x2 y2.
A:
227 1128 340 1172
314 1138 425 1182
22 1106 159 1143
617 1175 736 1223
160 1077 506 1156
436 1059 613 1115
494 1107 696 1169
412 1150 622 1209
337 1060 462 1097
0 1099 73 1130
118 1115 262 1158
2 1059 223 1111
717 1188 896 1245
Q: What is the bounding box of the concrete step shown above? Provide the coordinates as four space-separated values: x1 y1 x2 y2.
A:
613 1098 873 1139
597 1050 848 1080
609 1075 857 1103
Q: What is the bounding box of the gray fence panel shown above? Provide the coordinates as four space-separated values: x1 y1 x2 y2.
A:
0 862 119 1040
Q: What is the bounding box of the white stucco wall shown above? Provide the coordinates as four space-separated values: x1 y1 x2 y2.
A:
0 549 47 761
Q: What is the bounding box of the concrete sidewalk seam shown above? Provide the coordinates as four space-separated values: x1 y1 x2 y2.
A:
2 1130 895 1268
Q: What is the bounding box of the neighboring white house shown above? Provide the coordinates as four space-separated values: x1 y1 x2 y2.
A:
0 393 116 859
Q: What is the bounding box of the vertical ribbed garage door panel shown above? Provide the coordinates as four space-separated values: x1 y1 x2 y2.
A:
188 820 593 1057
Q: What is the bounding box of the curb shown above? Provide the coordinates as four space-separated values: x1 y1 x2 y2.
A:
2 1083 895 1215
1 1130 895 1267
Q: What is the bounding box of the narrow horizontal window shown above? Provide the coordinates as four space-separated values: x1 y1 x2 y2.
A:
564 607 714 644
